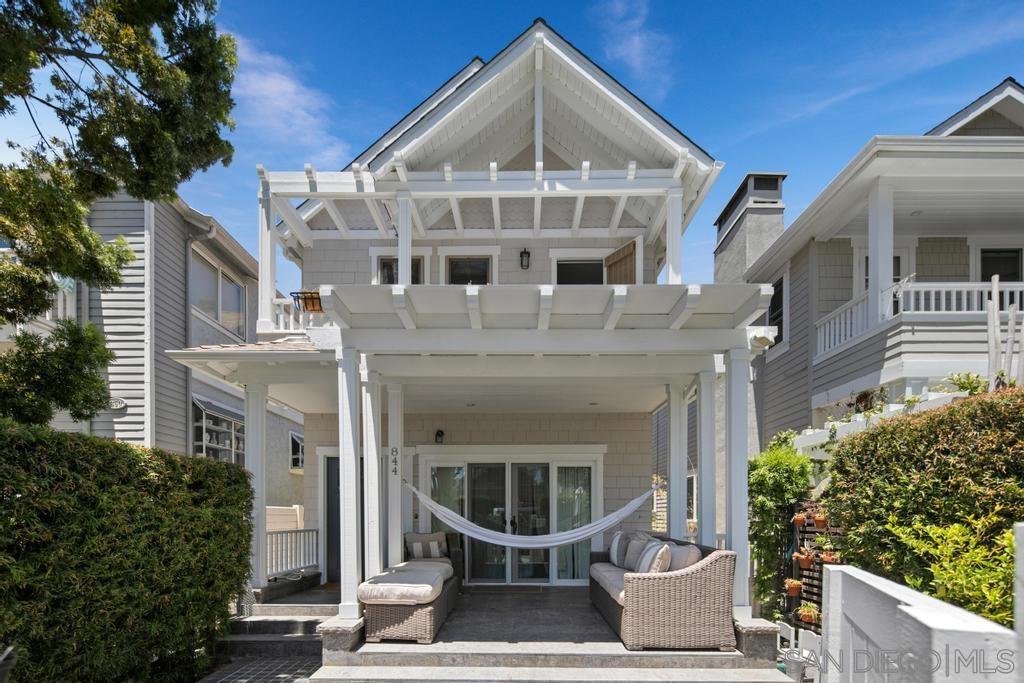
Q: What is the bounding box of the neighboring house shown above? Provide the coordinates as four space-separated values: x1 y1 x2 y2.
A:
715 77 1024 446
170 18 773 631
6 194 305 507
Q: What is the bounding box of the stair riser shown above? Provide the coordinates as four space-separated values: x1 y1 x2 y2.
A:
250 604 339 617
229 620 322 635
326 652 772 669
217 639 323 658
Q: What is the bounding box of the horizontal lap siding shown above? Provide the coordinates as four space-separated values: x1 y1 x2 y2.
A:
86 195 148 443
812 327 893 393
152 202 189 454
759 244 812 439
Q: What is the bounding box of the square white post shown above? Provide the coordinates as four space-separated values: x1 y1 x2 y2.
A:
397 191 412 286
362 365 383 578
336 347 362 619
386 384 405 567
667 383 689 539
257 183 277 334
867 179 894 324
696 371 716 547
244 382 268 588
665 189 684 285
724 349 751 611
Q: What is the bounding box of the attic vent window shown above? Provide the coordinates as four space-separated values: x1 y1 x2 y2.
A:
753 177 778 191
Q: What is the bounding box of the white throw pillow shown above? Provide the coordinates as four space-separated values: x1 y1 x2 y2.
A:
404 531 448 559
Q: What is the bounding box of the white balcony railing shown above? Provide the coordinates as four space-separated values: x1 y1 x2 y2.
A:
271 297 329 332
815 291 869 356
267 528 319 579
899 281 1024 313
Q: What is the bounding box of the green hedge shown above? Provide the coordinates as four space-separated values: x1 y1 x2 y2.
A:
0 419 252 682
825 389 1024 625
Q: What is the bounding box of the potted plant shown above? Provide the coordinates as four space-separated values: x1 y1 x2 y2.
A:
793 547 815 570
0 645 16 683
792 511 807 527
817 536 839 564
820 550 840 564
796 603 819 624
813 511 828 529
784 578 803 597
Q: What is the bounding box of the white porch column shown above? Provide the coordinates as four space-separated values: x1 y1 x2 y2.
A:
244 382 268 588
724 350 752 612
867 179 894 323
665 188 684 285
257 183 277 334
362 365 383 578
386 384 405 567
696 370 716 548
336 347 362 619
397 191 412 286
667 383 689 539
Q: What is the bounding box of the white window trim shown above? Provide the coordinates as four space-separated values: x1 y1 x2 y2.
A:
369 246 433 284
967 236 1024 282
549 248 612 285
765 263 790 363
851 235 916 294
191 247 247 340
289 430 305 473
192 393 245 465
438 245 501 284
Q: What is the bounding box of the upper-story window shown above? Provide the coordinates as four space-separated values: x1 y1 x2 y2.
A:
981 249 1022 282
448 257 490 284
191 250 246 337
765 264 789 360
557 260 604 284
289 431 304 471
379 256 424 285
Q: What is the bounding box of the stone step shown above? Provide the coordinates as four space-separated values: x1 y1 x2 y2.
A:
250 603 339 617
229 615 325 635
216 633 323 658
310 665 792 682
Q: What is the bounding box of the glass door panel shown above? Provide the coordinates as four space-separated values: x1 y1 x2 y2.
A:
429 465 464 533
556 466 592 581
511 463 550 583
467 463 506 582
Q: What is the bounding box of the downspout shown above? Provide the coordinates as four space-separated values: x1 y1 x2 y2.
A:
184 219 218 455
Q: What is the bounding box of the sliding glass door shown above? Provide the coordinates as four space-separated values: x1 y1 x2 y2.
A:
556 466 592 581
511 463 550 583
467 463 507 582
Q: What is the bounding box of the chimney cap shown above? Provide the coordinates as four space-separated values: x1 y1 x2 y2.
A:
714 172 787 228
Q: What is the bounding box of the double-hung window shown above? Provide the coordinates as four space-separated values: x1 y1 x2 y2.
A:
289 432 305 471
191 250 246 337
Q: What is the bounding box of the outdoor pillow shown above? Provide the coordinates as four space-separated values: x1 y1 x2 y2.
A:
609 531 626 567
404 531 448 559
666 542 703 571
623 537 649 571
635 540 672 573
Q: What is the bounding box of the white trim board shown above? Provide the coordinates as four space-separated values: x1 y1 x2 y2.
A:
437 245 502 284
369 246 434 284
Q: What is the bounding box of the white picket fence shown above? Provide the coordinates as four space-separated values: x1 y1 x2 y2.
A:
266 528 319 579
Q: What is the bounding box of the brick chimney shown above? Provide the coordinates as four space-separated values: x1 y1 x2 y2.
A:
713 173 786 283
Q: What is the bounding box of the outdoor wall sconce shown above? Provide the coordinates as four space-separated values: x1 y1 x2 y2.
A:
520 248 531 270
435 430 445 444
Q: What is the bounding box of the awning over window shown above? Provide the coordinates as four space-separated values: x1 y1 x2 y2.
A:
192 396 244 423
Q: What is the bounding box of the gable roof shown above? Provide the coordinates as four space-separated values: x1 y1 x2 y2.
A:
356 18 714 176
927 76 1024 136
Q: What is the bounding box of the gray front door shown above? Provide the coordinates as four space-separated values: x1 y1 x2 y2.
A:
325 456 339 583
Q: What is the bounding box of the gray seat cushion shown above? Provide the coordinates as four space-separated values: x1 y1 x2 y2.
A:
589 561 626 606
391 559 454 581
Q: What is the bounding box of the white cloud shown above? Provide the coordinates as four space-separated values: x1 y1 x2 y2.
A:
590 0 674 102
231 35 351 168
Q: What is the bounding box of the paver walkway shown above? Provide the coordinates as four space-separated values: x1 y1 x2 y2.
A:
198 656 320 683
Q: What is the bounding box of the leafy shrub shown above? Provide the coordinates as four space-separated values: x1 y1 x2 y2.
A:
748 430 812 620
944 372 988 396
825 388 1024 626
888 515 1013 627
0 419 252 682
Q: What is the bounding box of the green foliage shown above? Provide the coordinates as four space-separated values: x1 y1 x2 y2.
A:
0 319 114 424
0 419 252 682
888 515 1013 627
945 372 988 396
825 388 1024 625
749 430 812 620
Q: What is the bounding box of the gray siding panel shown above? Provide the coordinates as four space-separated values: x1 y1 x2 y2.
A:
86 195 148 442
152 202 189 453
817 239 853 315
916 238 969 282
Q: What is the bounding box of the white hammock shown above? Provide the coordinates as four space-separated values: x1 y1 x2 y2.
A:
404 481 659 549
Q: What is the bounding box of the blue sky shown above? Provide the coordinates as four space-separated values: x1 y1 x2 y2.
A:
6 2 1024 292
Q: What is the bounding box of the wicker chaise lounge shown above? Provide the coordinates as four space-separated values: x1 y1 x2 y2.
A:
590 534 737 651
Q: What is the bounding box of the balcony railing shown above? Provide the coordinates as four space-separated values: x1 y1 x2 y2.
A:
267 528 319 579
815 291 869 356
898 281 1024 313
271 297 328 332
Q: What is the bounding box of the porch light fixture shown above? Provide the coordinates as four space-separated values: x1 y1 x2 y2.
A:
289 291 323 313
520 248 531 270
434 430 445 444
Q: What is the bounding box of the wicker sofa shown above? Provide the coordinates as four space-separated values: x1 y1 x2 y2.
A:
589 534 737 651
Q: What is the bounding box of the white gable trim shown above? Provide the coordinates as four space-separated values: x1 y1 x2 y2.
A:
928 78 1024 136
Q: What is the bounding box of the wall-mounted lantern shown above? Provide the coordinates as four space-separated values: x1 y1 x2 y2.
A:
520 248 531 270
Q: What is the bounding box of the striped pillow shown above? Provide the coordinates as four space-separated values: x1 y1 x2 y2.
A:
609 531 626 568
404 532 448 559
635 541 672 574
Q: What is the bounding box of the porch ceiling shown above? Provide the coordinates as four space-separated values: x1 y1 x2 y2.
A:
836 188 1024 236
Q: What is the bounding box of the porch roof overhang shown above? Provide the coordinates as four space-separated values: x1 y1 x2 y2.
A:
746 136 1024 282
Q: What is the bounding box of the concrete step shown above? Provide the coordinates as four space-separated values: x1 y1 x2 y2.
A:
216 633 323 658
229 615 325 635
250 603 339 617
310 665 792 682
